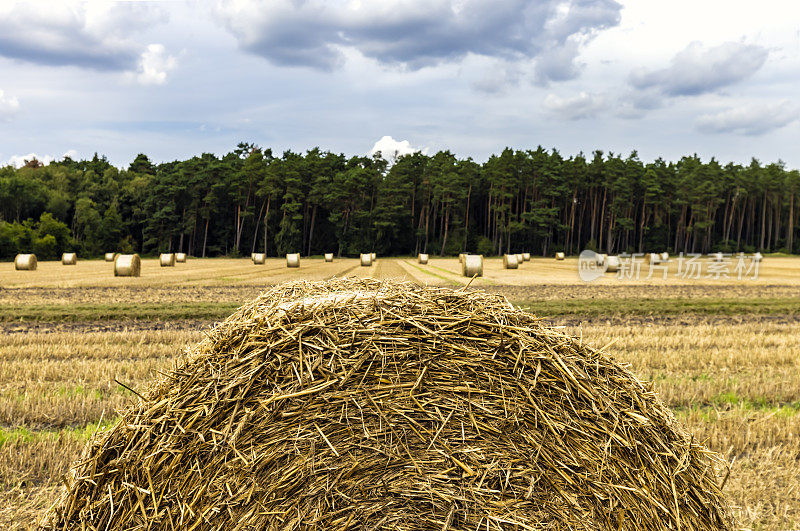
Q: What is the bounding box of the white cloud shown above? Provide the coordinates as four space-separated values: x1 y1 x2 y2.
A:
630 41 769 96
4 150 77 168
543 92 605 120
370 136 427 162
695 100 800 136
135 44 178 85
0 89 20 120
216 0 621 83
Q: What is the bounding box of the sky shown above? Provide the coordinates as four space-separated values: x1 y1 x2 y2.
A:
0 0 798 169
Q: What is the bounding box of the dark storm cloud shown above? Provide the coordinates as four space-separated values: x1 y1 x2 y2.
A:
217 0 622 82
630 41 769 96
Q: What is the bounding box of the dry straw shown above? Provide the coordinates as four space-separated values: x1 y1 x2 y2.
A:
503 254 519 269
522 252 531 261
462 254 483 277
14 254 37 270
360 253 372 266
176 253 187 263
286 253 300 268
113 254 140 277
104 252 117 262
159 253 176 267
324 253 334 262
606 255 621 273
61 252 77 265
555 252 565 260
418 253 429 264
41 279 732 530
253 253 266 265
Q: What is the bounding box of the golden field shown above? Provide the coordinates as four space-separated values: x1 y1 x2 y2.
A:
1 256 799 529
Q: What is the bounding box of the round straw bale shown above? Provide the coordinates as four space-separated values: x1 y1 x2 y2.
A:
41 279 732 531
418 253 429 264
648 252 661 264
711 252 723 262
324 253 333 262
459 253 466 264
104 252 117 262
753 251 763 262
252 253 266 264
461 254 483 277
555 252 565 260
371 252 376 261
659 251 669 262
606 255 620 273
522 252 531 261
516 253 524 264
61 252 77 265
595 253 607 266
14 254 37 270
114 254 140 277
286 253 300 268
503 253 519 269
175 253 187 263
360 253 372 266
159 253 176 267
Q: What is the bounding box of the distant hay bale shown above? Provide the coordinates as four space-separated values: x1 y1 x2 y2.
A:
555 252 565 260
159 253 176 267
41 279 732 531
516 253 524 264
503 254 519 269
459 253 466 264
461 254 483 277
104 253 116 262
418 253 429 264
371 252 376 261
660 252 669 262
61 253 77 265
114 254 140 277
175 253 187 263
360 253 372 267
711 252 724 262
606 255 620 273
648 253 661 264
324 253 334 262
252 253 266 265
754 252 763 262
251 253 256 260
14 254 37 271
286 253 300 268
522 252 531 261
596 253 607 266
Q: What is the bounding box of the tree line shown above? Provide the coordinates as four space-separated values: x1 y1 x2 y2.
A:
1 143 799 260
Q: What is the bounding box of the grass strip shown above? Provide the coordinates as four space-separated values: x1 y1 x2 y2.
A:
0 302 240 322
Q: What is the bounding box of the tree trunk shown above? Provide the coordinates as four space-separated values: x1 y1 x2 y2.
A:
202 217 209 258
307 205 317 256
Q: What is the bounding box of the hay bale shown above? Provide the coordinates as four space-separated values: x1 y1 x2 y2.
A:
606 255 620 273
61 253 77 265
14 254 37 270
660 252 669 262
176 253 187 263
648 252 661 264
522 252 531 261
459 253 466 264
114 254 140 277
462 254 483 277
754 252 763 262
159 253 176 267
596 253 607 266
516 253 524 264
418 253 429 264
360 253 372 266
324 253 334 262
104 252 117 262
252 253 266 265
711 252 724 262
371 252 376 261
503 253 519 269
555 252 565 260
286 253 300 268
42 279 732 530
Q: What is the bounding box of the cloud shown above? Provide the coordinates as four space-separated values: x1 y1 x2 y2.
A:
543 92 605 120
695 100 800 136
0 89 20 120
135 44 178 85
4 150 78 168
370 136 427 162
0 2 170 73
630 41 769 96
217 0 621 83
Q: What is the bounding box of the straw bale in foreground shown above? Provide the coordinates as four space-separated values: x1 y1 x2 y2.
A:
42 279 732 530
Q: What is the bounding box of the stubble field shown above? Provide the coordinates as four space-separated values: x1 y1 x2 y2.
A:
1 256 799 529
